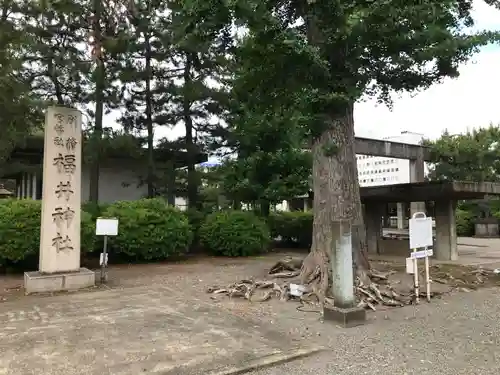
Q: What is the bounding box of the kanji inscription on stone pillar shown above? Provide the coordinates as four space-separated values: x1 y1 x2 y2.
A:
39 107 82 273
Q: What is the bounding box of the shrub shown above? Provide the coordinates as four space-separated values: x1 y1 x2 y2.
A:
0 199 96 268
268 211 313 248
102 198 192 260
456 208 474 237
82 201 109 220
184 209 205 247
0 199 41 266
81 211 97 253
200 210 270 256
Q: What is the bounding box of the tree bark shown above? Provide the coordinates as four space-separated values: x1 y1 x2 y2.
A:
145 28 155 198
299 103 369 299
183 53 198 209
259 200 270 217
88 0 104 204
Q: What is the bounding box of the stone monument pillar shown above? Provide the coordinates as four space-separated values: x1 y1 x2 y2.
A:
24 107 95 294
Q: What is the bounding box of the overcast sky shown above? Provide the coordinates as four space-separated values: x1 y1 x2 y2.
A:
105 0 500 144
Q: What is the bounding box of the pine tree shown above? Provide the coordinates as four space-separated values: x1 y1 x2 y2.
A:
159 0 232 209
20 0 91 105
0 0 44 170
119 0 172 197
86 0 132 202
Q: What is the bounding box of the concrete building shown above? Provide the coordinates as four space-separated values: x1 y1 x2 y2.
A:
7 135 207 207
356 131 425 187
280 132 428 214
362 181 500 261
355 131 427 228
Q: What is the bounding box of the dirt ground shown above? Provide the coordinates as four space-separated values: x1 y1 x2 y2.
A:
2 250 499 313
2 250 500 374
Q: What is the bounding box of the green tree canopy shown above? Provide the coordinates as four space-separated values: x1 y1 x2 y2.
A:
425 125 500 182
184 0 500 288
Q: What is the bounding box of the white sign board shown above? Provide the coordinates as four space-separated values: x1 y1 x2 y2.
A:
409 216 433 249
406 257 414 274
410 249 433 259
96 217 119 236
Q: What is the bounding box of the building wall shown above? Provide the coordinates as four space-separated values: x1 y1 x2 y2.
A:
17 160 189 209
81 164 188 208
81 164 147 203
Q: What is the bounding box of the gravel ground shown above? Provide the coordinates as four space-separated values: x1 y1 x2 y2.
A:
2 253 500 375
248 287 500 375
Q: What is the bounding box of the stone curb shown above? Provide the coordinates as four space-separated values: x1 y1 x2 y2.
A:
208 347 324 375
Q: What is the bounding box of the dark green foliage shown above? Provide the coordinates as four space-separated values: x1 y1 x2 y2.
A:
184 208 206 248
0 199 96 268
82 201 109 220
221 0 500 143
200 210 270 256
21 0 92 105
0 0 44 173
199 0 500 239
0 200 41 266
81 211 97 253
456 208 475 237
425 126 500 182
221 150 312 212
103 198 193 260
268 211 313 249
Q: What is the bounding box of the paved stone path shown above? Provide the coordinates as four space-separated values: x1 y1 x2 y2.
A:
0 284 307 375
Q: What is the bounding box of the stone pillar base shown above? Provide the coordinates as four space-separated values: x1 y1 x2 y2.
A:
24 268 95 295
323 306 366 327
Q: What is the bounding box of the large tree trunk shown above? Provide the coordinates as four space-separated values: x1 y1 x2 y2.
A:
299 103 369 300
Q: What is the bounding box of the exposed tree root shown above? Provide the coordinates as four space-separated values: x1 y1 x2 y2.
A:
206 257 500 312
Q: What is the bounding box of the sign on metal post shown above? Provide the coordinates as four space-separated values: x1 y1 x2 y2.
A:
409 214 433 249
96 218 119 236
96 217 119 283
408 212 433 304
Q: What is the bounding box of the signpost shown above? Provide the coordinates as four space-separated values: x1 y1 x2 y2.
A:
408 212 433 304
96 217 119 283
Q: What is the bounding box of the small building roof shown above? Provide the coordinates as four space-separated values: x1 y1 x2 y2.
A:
8 135 208 170
360 181 500 203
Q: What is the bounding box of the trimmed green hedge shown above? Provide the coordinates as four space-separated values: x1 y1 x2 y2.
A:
0 199 96 268
268 211 313 248
102 198 193 260
0 197 322 268
200 210 270 256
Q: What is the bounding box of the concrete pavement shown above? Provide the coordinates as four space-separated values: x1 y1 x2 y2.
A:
0 284 312 375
